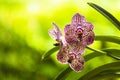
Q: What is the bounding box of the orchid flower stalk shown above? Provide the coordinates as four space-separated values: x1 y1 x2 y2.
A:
48 13 95 72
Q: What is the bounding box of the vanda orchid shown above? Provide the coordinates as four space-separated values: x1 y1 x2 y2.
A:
48 13 95 72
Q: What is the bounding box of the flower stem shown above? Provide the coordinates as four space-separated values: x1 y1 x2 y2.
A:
86 46 106 54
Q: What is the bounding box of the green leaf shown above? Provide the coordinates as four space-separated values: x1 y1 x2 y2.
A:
41 46 59 60
54 67 72 80
95 36 120 44
55 48 120 80
79 61 120 80
93 68 120 80
103 49 120 60
84 47 105 61
92 73 120 80
87 2 120 30
87 47 120 60
86 46 106 54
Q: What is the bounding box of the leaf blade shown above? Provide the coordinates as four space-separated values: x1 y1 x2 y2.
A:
95 36 120 44
41 46 59 60
87 47 120 60
79 61 120 80
55 48 120 80
103 49 120 60
87 2 120 30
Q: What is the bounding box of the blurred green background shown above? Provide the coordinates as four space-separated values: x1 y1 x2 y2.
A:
0 0 120 80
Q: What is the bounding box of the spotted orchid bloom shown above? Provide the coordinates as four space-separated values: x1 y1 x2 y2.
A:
64 13 95 55
48 13 94 72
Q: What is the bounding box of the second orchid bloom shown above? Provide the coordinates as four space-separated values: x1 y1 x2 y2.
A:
48 13 95 72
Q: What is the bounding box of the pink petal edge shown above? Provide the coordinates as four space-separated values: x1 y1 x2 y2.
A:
72 13 86 25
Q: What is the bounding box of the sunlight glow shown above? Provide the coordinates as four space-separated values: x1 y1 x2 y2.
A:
27 3 40 14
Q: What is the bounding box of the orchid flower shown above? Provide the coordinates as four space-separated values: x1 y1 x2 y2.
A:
64 13 94 55
49 23 69 64
48 13 95 72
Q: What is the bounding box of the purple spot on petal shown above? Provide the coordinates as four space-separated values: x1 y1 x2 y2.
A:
57 46 69 64
86 32 95 45
69 59 84 72
57 53 68 64
72 13 86 25
68 53 76 63
88 36 94 42
74 64 83 72
67 59 72 63
77 54 85 65
78 34 82 40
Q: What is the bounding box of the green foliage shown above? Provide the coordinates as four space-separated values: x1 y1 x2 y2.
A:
51 2 120 80
42 46 59 60
87 2 120 30
0 1 120 80
54 48 120 80
79 61 120 80
95 36 120 44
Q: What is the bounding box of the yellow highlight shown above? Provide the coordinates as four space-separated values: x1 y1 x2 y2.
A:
26 2 40 14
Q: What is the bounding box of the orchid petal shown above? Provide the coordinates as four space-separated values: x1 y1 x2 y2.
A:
48 23 62 42
52 22 62 37
57 46 69 64
71 43 85 54
82 31 95 45
48 29 57 40
85 22 94 31
72 13 86 25
64 24 77 46
68 54 84 72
